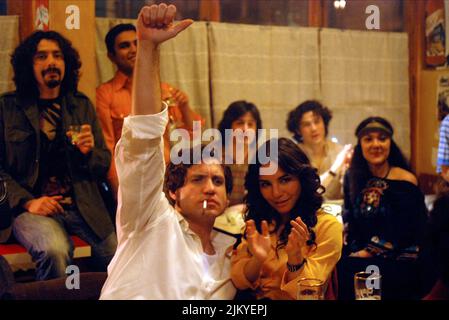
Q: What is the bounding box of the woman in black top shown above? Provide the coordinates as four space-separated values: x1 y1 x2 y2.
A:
339 117 428 299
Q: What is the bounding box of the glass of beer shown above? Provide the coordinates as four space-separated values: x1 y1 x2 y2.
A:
297 278 324 300
354 271 381 300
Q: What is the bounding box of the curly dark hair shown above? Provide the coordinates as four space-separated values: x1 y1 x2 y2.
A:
11 31 81 101
217 100 262 143
286 100 333 143
164 144 233 206
244 137 324 251
347 117 411 203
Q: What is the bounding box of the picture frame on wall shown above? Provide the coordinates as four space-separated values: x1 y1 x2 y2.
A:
426 0 446 67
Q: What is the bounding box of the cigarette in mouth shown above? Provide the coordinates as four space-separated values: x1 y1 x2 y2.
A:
203 200 207 209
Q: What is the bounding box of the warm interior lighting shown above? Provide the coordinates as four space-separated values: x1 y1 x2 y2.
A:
334 0 347 10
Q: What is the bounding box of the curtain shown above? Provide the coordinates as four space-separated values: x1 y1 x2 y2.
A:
0 16 412 160
208 22 320 137
320 29 410 158
159 22 211 127
0 16 19 94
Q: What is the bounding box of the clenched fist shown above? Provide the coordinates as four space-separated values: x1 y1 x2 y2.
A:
136 3 193 45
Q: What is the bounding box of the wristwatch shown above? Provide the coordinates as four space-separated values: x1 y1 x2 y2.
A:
286 259 306 272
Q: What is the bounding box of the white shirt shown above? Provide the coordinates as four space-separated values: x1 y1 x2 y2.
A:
100 107 236 300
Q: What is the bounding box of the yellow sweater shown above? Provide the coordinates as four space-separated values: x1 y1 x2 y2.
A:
231 211 343 300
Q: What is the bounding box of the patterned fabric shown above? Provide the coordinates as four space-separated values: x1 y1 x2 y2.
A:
344 175 427 260
437 114 449 173
359 178 389 217
37 99 73 206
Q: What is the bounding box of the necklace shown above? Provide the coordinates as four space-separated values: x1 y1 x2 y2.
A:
371 164 390 180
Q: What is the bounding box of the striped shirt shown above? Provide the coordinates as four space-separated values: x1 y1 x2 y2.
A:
437 114 449 173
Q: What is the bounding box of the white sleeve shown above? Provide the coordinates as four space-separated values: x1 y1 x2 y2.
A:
114 106 171 241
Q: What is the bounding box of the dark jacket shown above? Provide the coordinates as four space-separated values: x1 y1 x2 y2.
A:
0 91 114 240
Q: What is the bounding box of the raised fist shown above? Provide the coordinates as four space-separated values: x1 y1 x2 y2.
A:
136 3 193 45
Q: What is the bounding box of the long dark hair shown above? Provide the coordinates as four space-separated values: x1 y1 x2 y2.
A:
217 100 262 142
11 31 81 101
245 138 323 251
348 117 410 203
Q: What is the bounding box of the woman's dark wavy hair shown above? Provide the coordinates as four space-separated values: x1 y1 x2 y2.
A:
11 31 81 100
244 137 324 252
347 116 411 203
287 100 332 143
217 100 262 144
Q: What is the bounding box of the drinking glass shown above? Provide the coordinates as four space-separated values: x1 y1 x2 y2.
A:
69 125 81 145
297 278 324 300
354 271 381 300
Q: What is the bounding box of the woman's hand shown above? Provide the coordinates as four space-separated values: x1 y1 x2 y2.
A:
285 217 310 265
246 219 272 263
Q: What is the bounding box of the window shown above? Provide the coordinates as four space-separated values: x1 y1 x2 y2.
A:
95 0 308 27
94 0 404 31
220 0 308 26
96 0 200 20
0 0 7 16
326 0 404 31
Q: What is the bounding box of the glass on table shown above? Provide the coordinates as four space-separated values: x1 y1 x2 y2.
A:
297 278 325 300
354 271 381 300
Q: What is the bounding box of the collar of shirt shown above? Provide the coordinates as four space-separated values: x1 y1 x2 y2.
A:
173 208 236 254
174 209 196 236
112 70 132 92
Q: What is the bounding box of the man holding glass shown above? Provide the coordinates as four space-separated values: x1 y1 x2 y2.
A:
0 31 117 280
96 23 203 196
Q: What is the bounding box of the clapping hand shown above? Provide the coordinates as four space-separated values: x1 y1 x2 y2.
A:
246 219 272 263
285 217 310 264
